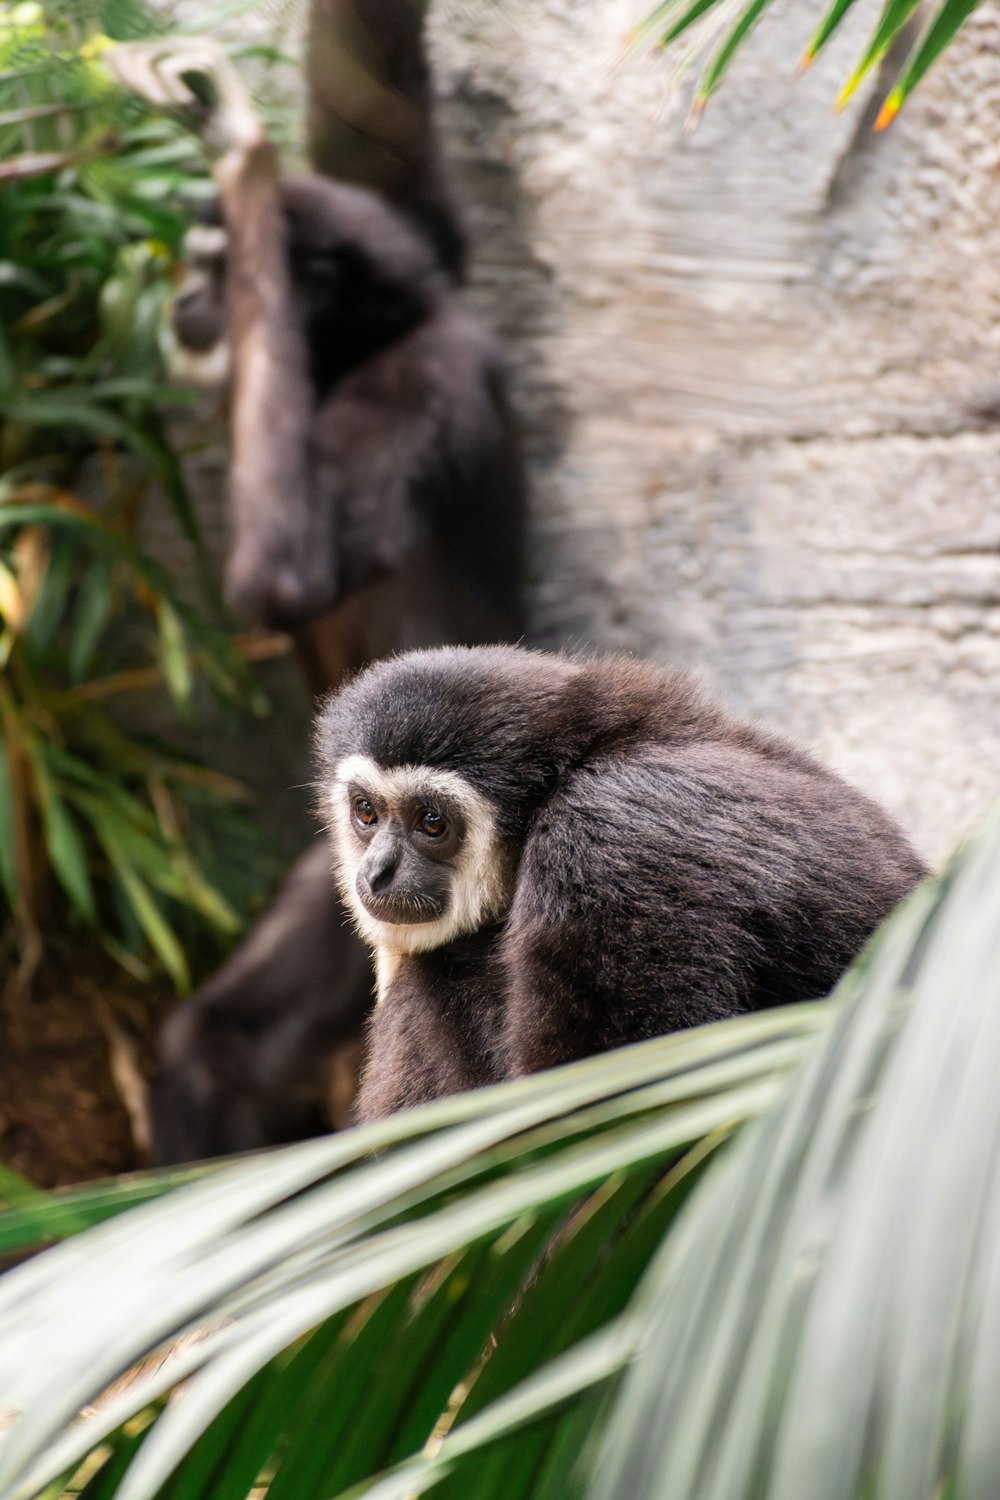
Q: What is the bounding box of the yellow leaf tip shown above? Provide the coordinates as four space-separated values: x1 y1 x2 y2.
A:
684 94 706 131
874 92 901 131
833 79 855 113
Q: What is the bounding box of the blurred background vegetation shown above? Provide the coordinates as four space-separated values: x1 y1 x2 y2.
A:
0 0 298 1181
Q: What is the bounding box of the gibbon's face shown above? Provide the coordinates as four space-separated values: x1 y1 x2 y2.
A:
327 755 510 956
165 224 230 387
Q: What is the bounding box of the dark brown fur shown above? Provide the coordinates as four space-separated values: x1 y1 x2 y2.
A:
150 3 526 1164
196 164 526 637
317 647 928 1121
150 845 370 1162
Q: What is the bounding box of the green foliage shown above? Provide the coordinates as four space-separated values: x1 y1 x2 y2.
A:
0 1003 822 1500
585 813 1000 1500
0 1 277 990
638 0 983 125
1 807 999 1500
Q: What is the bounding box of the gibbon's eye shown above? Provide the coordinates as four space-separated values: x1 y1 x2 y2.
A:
353 797 377 829
418 809 446 838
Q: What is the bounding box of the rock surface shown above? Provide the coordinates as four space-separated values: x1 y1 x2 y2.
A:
429 0 1000 863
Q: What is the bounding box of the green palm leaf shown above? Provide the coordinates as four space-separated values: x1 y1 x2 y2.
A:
642 0 987 125
2 806 1000 1499
873 0 982 127
590 807 1000 1500
693 0 776 113
0 1008 819 1500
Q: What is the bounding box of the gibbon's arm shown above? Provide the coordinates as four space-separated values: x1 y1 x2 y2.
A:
353 929 510 1123
106 41 327 627
150 844 373 1164
305 0 465 277
354 993 469 1123
214 138 326 624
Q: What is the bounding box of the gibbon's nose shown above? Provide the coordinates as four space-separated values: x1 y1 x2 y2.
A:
360 845 401 897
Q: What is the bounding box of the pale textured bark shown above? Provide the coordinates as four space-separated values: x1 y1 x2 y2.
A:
425 0 1000 863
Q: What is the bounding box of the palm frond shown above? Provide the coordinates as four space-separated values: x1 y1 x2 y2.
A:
0 1006 820 1500
640 0 985 123
300 806 1000 1500
2 803 998 1499
589 806 1000 1500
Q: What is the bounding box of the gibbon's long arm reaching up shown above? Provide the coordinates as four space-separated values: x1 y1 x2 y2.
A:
306 0 465 275
105 42 322 623
107 37 525 639
216 133 331 626
109 26 528 1161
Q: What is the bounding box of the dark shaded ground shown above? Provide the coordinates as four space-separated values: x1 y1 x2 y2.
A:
0 955 171 1188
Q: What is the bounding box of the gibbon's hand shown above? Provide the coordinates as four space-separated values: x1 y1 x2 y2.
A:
105 39 265 159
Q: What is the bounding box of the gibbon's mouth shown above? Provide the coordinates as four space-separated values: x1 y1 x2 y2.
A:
359 892 446 926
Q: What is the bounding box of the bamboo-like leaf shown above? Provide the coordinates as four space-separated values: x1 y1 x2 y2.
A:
23 529 74 655
874 0 981 127
0 395 166 476
44 748 162 829
27 744 97 923
70 783 239 936
0 505 239 684
172 862 241 934
69 556 113 682
107 856 189 991
71 789 174 872
155 598 193 712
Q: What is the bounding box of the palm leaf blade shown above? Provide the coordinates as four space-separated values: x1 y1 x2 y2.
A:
589 811 1000 1500
5 807 1000 1499
0 1015 817 1500
875 0 981 125
802 0 862 65
695 0 776 107
661 0 730 49
641 0 988 117
832 0 922 108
